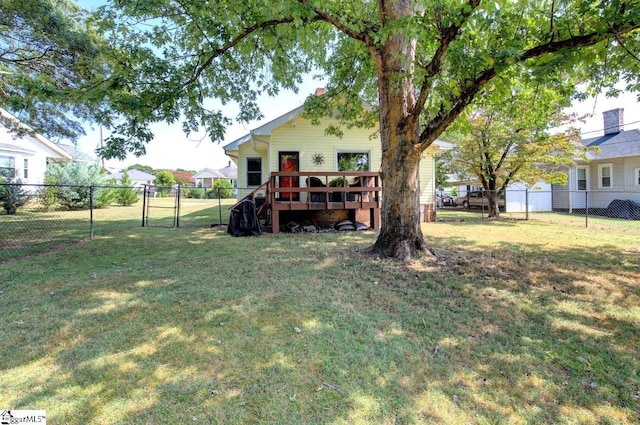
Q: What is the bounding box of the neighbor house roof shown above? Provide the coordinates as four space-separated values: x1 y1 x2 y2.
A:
110 169 156 181
216 161 237 178
193 168 225 179
581 129 640 160
0 107 72 160
57 143 96 163
0 142 36 155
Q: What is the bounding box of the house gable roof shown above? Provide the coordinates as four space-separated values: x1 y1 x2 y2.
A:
223 105 304 152
193 168 225 179
223 103 450 154
581 128 640 160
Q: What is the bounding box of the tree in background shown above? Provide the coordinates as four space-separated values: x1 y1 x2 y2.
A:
90 0 640 260
125 164 155 175
115 169 139 206
0 0 108 141
171 170 195 187
445 75 589 218
41 163 113 209
153 171 175 197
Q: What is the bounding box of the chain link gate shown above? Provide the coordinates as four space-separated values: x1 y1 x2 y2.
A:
142 184 180 228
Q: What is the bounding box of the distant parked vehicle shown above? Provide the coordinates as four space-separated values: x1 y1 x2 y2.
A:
436 194 456 207
456 190 505 209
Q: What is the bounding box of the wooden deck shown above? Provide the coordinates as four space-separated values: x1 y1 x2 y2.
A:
267 171 381 234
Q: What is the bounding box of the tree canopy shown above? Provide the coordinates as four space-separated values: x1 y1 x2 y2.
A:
444 74 590 217
10 0 640 259
0 0 107 141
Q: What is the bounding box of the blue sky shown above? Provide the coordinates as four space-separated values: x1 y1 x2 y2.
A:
73 1 639 171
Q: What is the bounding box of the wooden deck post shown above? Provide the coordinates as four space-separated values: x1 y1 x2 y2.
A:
272 208 280 234
372 207 381 231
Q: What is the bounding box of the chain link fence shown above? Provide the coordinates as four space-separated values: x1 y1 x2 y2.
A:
0 183 236 262
5 183 639 262
436 189 640 230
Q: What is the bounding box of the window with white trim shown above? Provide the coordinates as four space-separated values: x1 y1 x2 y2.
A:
598 163 612 188
336 150 371 171
576 166 589 191
23 159 29 179
246 157 262 187
635 168 640 187
0 155 15 179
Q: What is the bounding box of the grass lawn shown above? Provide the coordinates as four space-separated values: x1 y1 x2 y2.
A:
1 219 639 424
0 197 235 261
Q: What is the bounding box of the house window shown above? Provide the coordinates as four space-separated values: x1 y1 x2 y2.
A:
246 157 262 187
23 159 29 179
0 155 15 179
635 168 640 187
576 166 589 191
336 151 370 171
598 163 612 188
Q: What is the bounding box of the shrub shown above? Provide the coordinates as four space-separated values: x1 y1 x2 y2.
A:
212 179 234 198
154 171 175 197
115 170 139 206
41 163 113 209
0 178 29 214
185 187 206 199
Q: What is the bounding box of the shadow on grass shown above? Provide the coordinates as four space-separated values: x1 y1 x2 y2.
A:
1 227 639 423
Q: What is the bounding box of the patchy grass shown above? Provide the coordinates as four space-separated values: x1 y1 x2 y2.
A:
1 220 639 424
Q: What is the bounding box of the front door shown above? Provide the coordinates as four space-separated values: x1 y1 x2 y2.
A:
279 151 299 201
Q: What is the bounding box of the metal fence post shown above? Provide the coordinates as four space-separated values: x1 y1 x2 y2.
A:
585 190 589 228
141 185 147 227
89 185 94 239
218 188 223 225
176 184 181 228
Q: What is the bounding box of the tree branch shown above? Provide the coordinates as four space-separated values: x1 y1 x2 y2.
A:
413 0 481 117
521 20 640 61
184 15 321 87
418 67 497 146
417 16 640 150
296 0 376 49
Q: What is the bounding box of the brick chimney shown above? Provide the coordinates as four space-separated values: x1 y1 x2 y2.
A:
603 108 624 135
314 87 325 96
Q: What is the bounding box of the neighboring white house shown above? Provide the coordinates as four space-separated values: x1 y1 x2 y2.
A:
193 162 237 187
109 169 156 187
0 107 72 185
450 178 553 212
552 108 640 211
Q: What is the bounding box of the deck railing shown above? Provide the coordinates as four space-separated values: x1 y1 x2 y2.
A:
267 171 381 233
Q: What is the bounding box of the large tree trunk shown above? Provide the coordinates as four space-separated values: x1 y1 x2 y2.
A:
368 126 434 261
486 194 501 218
366 1 435 261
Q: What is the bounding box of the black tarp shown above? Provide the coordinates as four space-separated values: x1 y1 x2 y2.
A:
227 198 262 236
605 199 640 220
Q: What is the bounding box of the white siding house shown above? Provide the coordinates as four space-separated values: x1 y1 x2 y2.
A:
552 108 640 211
0 107 72 185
